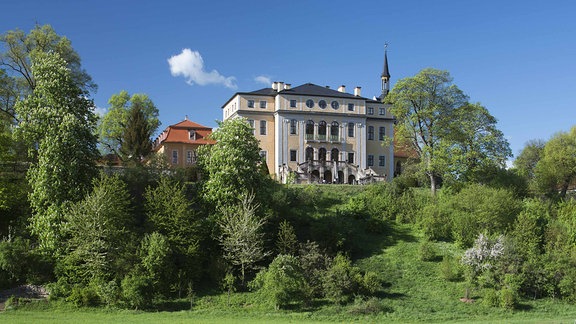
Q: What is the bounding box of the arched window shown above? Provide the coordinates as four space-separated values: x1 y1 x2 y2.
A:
318 148 326 162
318 121 327 140
306 147 314 161
331 148 339 162
305 120 314 140
331 121 339 141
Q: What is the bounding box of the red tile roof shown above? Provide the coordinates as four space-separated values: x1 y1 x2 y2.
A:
153 119 216 149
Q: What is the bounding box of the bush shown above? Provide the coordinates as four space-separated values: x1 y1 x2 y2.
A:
439 255 463 282
121 272 153 310
322 253 361 304
499 288 518 309
482 288 499 307
418 240 437 261
347 296 390 315
251 254 311 309
67 285 101 307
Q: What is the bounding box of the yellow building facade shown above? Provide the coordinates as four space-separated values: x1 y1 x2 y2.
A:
222 52 394 184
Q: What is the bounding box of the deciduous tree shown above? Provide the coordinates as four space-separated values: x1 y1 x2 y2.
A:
534 127 576 197
98 90 160 159
14 51 99 253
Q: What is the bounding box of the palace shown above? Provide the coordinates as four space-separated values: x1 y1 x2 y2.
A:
221 51 394 184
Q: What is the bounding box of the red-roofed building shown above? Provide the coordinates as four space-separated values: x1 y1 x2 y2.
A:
152 117 215 167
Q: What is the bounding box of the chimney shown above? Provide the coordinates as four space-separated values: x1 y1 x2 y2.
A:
354 86 362 96
272 82 278 90
278 82 285 91
325 85 330 89
284 83 291 90
338 85 346 93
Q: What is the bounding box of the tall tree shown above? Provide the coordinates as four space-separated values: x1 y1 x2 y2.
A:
534 127 576 197
387 68 509 194
386 68 468 194
200 117 272 209
14 51 99 253
98 90 160 159
513 139 545 181
121 103 153 164
0 24 95 121
442 102 511 182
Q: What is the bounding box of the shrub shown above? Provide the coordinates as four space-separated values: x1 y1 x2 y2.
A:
322 253 361 304
482 288 499 307
347 296 389 315
67 285 101 307
251 254 311 309
418 240 437 261
499 288 518 309
360 271 383 295
121 272 153 310
439 255 463 282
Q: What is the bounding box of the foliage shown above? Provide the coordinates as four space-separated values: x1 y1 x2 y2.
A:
251 254 311 309
0 237 53 288
14 51 99 254
276 220 298 255
98 90 159 159
218 193 269 286
322 253 362 304
418 239 437 261
533 127 576 197
121 271 153 310
139 232 170 290
0 24 95 121
201 118 273 210
60 174 133 285
387 68 509 194
439 255 463 282
513 139 545 181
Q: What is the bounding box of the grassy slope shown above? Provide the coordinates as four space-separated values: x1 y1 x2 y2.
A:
4 185 576 323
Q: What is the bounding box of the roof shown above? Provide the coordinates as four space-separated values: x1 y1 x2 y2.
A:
153 118 215 149
381 50 390 79
222 82 370 107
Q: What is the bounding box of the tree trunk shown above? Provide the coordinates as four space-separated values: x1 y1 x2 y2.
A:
429 172 437 196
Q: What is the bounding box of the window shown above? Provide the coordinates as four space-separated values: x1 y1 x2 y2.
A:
305 147 314 161
348 103 354 111
247 119 255 135
247 100 255 108
260 120 267 135
172 150 178 164
260 150 267 163
379 126 386 141
331 121 339 141
318 100 327 109
306 99 314 108
318 148 326 162
318 121 327 140
368 155 374 166
368 126 374 140
290 119 297 135
186 150 196 164
348 152 354 164
260 100 267 109
379 155 386 167
290 149 297 162
379 107 386 116
331 101 339 110
290 99 297 108
331 148 339 162
347 123 355 137
189 130 196 140
305 120 314 140
367 107 374 115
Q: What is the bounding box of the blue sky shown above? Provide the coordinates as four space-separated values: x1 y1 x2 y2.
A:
2 0 576 161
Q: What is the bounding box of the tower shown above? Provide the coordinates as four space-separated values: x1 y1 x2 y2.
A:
380 44 390 101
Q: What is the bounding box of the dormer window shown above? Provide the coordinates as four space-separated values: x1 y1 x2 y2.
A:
189 130 196 140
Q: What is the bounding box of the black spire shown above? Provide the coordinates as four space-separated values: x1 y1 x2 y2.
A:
380 44 390 101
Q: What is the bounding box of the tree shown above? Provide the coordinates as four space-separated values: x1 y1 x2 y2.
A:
387 68 509 194
443 103 511 182
61 174 133 285
218 193 269 286
201 117 272 209
1 24 95 121
513 139 545 181
121 103 153 164
14 51 99 253
533 127 576 197
98 90 160 159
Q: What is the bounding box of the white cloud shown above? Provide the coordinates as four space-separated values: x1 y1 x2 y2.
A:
255 75 271 85
168 49 237 89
